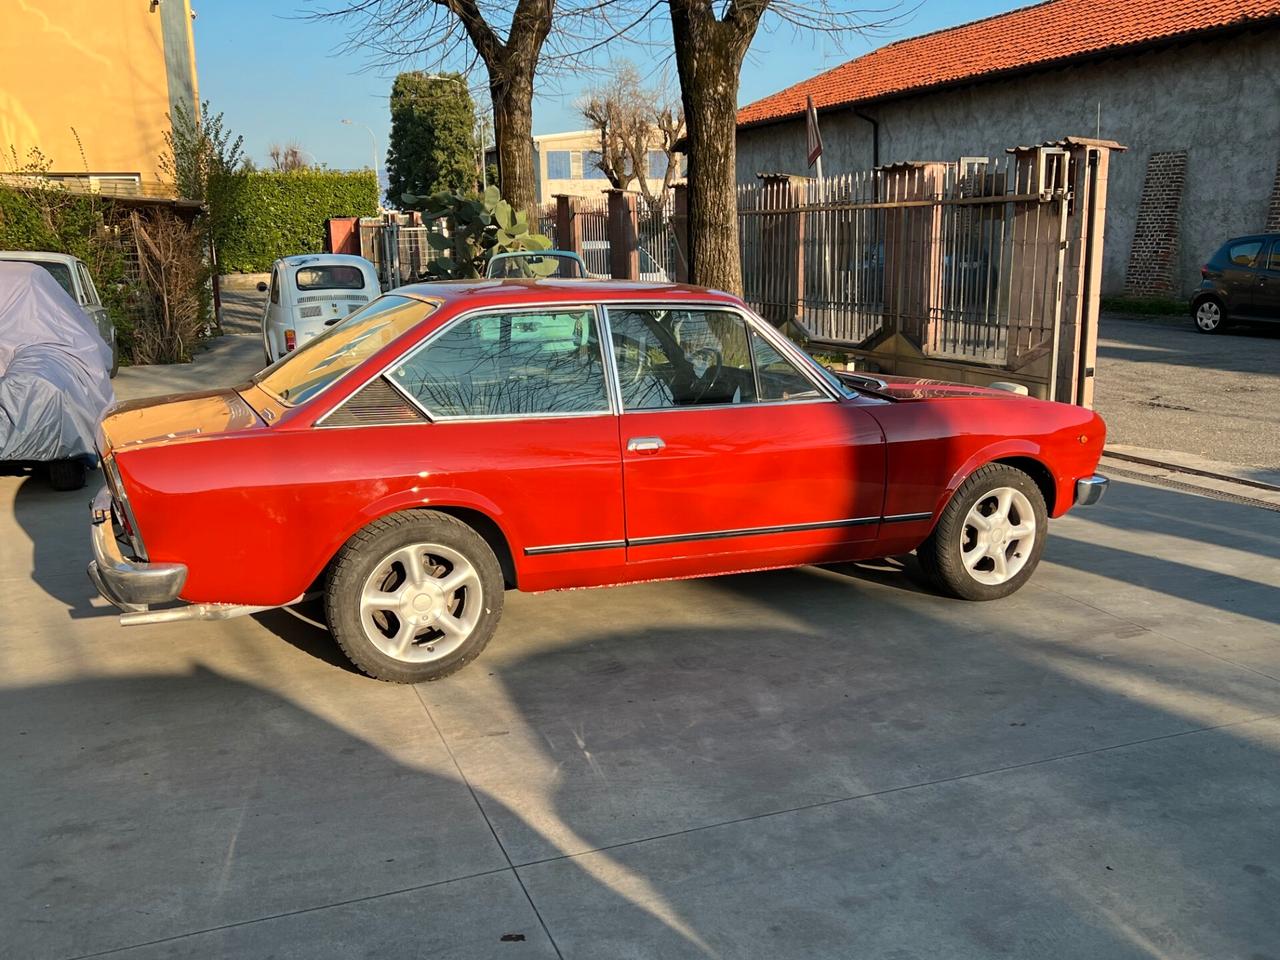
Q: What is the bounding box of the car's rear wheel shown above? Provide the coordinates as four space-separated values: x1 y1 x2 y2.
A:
1192 296 1226 334
325 511 504 682
916 463 1047 601
47 459 87 492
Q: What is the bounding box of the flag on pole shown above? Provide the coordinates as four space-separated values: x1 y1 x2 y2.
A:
805 96 824 169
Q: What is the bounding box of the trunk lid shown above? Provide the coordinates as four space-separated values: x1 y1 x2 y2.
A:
99 387 265 456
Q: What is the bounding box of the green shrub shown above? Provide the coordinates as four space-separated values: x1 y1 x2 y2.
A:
209 169 378 273
0 183 133 352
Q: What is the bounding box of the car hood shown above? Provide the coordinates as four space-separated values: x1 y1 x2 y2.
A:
99 388 265 455
839 373 1024 401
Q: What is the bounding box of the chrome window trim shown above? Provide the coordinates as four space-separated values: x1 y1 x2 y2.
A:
601 302 842 413
314 294 838 428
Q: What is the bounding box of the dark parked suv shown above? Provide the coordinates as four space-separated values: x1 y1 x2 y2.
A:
1191 234 1280 333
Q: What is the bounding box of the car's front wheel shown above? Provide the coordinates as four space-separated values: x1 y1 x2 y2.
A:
325 511 504 682
1192 296 1226 334
916 463 1048 601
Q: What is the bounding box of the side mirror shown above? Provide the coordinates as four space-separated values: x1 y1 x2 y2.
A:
256 281 269 293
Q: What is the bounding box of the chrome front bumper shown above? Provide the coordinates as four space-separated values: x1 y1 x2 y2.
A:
87 485 187 611
1075 474 1109 506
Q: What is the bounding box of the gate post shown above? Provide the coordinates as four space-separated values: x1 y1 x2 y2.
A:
554 194 583 261
607 189 640 280
1058 138 1124 407
672 183 690 283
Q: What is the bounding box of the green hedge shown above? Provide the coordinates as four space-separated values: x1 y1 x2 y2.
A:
209 170 378 273
0 185 132 347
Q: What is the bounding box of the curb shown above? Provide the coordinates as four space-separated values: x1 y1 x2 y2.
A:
1103 450 1280 494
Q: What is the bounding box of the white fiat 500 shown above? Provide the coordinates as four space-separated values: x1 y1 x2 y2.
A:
259 254 380 364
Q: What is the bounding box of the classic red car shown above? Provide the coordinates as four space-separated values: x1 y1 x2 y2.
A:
89 280 1107 682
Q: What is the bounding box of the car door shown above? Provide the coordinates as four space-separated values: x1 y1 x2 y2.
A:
385 303 627 584
1256 240 1280 320
1220 239 1265 316
263 266 283 358
606 304 885 568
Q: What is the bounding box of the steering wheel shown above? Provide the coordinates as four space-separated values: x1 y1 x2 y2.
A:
686 346 724 402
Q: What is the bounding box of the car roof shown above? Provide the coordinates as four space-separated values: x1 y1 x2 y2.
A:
1224 234 1280 244
276 253 373 269
391 278 740 309
0 250 80 266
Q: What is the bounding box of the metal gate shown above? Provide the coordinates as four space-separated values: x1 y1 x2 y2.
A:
737 138 1122 405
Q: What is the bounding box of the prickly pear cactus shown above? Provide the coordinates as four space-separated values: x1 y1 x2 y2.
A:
402 186 554 279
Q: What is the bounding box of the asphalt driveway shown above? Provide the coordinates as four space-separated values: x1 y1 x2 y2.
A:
2 458 1278 958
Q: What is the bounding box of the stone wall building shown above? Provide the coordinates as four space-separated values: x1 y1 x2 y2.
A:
735 0 1280 297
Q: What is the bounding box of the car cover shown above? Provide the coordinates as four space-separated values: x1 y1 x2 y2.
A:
0 261 115 462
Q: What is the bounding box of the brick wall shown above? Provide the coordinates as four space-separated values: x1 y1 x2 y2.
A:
1267 156 1280 232
1124 151 1187 297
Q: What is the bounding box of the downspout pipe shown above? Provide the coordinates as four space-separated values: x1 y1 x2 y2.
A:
852 108 880 168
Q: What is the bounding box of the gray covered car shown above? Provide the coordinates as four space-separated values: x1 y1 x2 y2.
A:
0 262 115 490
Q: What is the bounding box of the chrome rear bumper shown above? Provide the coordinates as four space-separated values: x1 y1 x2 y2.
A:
1075 474 1109 506
87 485 187 611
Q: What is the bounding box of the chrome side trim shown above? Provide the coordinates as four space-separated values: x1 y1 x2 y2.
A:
523 539 627 557
628 516 878 548
1075 474 1109 506
882 512 934 523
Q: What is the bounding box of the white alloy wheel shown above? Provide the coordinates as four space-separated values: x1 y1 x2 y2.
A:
359 542 484 663
1195 300 1222 332
958 487 1037 586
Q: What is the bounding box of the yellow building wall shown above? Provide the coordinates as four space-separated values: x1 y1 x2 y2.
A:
536 130 679 204
0 0 194 179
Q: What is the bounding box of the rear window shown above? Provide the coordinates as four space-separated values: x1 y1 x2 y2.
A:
1227 241 1263 266
255 295 437 406
295 265 367 291
12 260 75 297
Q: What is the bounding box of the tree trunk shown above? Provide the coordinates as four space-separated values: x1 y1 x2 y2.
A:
670 7 747 295
489 63 537 216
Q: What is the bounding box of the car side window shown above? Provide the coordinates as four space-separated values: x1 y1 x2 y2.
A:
75 263 100 306
609 308 758 410
269 269 281 305
1265 241 1280 274
749 331 822 401
1228 241 1263 267
390 309 609 418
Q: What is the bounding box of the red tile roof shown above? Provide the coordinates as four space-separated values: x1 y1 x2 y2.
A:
737 0 1280 127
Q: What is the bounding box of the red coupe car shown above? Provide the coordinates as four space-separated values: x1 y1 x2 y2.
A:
88 280 1108 682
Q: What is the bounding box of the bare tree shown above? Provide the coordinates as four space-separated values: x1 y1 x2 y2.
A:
268 142 309 172
579 61 685 208
665 0 900 294
307 0 606 214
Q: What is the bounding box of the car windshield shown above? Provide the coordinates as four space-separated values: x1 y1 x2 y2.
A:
255 295 437 406
295 264 368 290
13 260 75 297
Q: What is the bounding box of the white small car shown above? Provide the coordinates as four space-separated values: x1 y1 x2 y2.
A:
259 254 380 364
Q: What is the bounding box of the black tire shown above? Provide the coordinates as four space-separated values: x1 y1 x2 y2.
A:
325 510 504 682
1191 295 1227 334
916 463 1048 601
48 459 88 491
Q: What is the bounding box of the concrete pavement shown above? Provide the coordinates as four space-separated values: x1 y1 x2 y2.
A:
2 463 1277 958
1094 313 1280 474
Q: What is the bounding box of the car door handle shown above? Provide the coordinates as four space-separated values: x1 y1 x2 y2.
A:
627 436 666 454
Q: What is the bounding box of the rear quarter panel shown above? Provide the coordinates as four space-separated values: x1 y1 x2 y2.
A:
114 416 625 606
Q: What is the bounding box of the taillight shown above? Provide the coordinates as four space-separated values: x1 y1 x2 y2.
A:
1200 265 1209 278
284 329 297 352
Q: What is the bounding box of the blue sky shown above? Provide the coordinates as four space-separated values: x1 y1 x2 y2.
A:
195 0 1030 171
